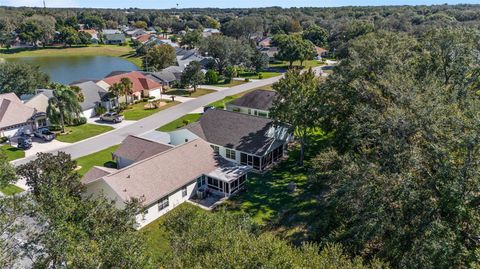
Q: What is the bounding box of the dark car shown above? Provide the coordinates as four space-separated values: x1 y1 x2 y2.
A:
17 136 32 150
203 106 215 113
100 112 124 123
34 128 56 142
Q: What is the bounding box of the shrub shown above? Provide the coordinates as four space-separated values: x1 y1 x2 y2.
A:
0 137 8 144
71 117 87 126
182 119 190 126
258 73 264 79
148 96 156 100
244 78 250 82
95 106 107 116
49 125 62 132
142 98 149 102
205 69 219 84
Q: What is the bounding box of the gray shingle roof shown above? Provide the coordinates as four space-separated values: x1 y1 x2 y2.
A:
228 89 277 111
0 93 36 129
185 109 290 156
113 135 173 163
71 81 108 110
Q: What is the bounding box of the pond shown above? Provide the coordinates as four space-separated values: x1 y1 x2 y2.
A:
3 56 139 84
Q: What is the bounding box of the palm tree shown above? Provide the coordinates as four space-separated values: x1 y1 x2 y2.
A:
47 84 82 133
109 83 124 107
120 77 134 104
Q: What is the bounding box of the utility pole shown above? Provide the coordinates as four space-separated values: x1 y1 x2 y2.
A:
43 0 47 14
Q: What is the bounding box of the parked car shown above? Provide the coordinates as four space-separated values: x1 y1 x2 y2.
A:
100 112 124 123
34 128 56 142
203 106 215 113
17 136 32 150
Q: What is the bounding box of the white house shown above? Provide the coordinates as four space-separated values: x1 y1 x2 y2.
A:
169 109 293 171
0 93 47 138
82 139 250 228
226 89 277 118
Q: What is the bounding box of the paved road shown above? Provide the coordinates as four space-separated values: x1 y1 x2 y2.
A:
11 74 284 166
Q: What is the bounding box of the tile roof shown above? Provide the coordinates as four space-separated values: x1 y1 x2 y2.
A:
0 93 36 129
228 89 277 111
102 71 162 93
113 135 173 163
185 109 291 156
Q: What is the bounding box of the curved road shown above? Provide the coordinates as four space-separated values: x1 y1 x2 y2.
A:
11 75 284 166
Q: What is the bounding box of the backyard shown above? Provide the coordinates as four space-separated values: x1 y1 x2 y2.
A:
122 100 180 121
55 124 114 143
157 113 202 132
165 88 215 98
75 144 120 176
0 145 25 161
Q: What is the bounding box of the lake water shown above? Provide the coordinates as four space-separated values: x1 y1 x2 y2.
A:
3 56 139 84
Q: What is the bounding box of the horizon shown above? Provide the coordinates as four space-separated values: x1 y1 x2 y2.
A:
1 0 477 9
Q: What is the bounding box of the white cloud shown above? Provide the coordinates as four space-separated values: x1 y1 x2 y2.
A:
2 0 79 8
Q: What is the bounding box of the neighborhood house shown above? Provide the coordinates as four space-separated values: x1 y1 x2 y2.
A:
113 135 173 168
0 93 48 137
226 89 277 118
97 71 163 100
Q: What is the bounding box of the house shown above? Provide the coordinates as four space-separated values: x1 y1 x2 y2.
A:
126 28 147 37
145 68 181 88
175 48 209 70
258 37 272 48
0 93 48 138
71 81 116 117
98 71 163 100
113 135 173 168
260 47 279 61
226 89 277 118
24 89 53 114
102 29 122 35
144 37 179 48
103 33 126 45
169 109 292 171
79 29 99 43
315 46 328 59
134 34 155 44
202 28 221 38
82 138 250 228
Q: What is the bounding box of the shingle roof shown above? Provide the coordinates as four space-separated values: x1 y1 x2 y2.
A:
84 139 248 206
185 109 290 155
0 93 36 129
71 81 108 110
25 92 50 113
113 135 173 163
102 71 162 93
82 166 117 185
228 89 277 111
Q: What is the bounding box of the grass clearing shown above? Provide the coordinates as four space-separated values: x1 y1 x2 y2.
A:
166 88 216 98
75 144 120 176
157 113 202 132
0 145 25 161
122 100 180 120
0 44 142 68
0 184 25 196
55 124 114 143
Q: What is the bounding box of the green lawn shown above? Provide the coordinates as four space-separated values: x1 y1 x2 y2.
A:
0 145 25 161
122 100 180 121
56 124 114 143
212 79 247 88
221 130 331 244
269 60 323 70
157 113 202 132
0 44 143 68
166 88 216 98
75 144 120 176
0 184 25 196
238 71 281 79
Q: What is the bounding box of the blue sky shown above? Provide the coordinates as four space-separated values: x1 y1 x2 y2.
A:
2 0 478 9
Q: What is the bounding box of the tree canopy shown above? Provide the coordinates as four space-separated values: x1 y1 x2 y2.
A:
0 61 50 96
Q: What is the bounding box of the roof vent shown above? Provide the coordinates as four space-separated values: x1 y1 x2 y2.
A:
127 175 131 179
123 189 127 192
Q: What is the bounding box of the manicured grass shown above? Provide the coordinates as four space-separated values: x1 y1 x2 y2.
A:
213 79 247 88
0 44 143 68
269 60 323 70
0 145 25 161
0 184 25 196
122 100 180 120
238 71 281 79
221 130 332 244
75 144 120 176
56 124 114 143
166 88 216 98
157 113 202 132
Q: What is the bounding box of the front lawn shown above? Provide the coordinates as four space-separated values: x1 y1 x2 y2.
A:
55 124 114 143
238 71 281 79
122 100 180 121
0 145 25 161
269 60 323 71
165 88 216 98
212 79 247 88
0 184 25 196
221 131 331 244
75 144 120 176
156 113 202 132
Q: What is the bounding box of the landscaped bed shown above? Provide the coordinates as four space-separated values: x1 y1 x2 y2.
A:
0 184 25 196
56 124 114 143
75 144 120 176
122 100 180 120
0 145 25 161
165 88 216 98
157 113 202 132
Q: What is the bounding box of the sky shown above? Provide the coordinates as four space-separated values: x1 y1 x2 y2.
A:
2 0 479 9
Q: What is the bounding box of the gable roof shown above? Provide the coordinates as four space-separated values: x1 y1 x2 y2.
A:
0 93 36 129
228 89 277 111
113 135 173 163
135 34 154 43
102 71 162 92
185 109 291 156
104 33 125 41
84 139 249 206
71 81 108 110
82 166 117 185
25 91 51 113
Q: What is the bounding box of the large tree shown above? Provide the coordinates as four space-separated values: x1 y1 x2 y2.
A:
144 44 176 71
46 84 83 133
270 68 320 165
273 34 316 67
180 61 205 92
180 29 202 49
302 25 329 47
0 61 50 96
314 30 480 268
0 150 16 189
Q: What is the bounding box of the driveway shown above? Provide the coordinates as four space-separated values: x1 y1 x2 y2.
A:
23 138 71 158
11 70 318 167
87 117 137 129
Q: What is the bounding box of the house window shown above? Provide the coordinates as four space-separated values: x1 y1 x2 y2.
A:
211 145 219 153
158 197 169 211
197 176 205 187
226 149 236 160
181 186 187 197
